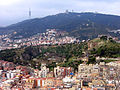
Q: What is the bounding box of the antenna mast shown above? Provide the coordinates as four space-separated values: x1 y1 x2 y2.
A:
29 8 31 19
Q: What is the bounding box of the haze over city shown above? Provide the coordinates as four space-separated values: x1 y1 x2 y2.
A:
0 0 120 26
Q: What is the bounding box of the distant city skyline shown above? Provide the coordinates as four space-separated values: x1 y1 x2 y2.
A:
0 0 120 26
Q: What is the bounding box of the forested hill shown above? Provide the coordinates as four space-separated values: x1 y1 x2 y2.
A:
0 37 119 70
1 12 120 40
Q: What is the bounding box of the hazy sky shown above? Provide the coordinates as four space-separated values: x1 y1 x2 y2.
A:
0 0 120 26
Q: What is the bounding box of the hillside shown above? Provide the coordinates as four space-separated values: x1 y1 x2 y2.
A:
0 43 87 70
1 12 120 40
89 36 120 58
0 37 119 70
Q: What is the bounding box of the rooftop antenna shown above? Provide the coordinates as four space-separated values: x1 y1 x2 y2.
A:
29 8 31 19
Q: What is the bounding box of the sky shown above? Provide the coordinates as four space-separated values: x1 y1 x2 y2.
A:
0 0 120 26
